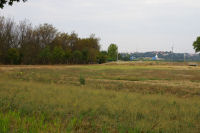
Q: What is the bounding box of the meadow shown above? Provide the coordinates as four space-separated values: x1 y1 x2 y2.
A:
0 61 200 133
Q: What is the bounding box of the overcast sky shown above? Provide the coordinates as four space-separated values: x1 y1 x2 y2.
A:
1 0 200 53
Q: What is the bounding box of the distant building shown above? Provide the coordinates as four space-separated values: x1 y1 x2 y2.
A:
130 56 136 61
152 54 158 60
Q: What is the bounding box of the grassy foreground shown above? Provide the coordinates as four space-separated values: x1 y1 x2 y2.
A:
0 62 200 132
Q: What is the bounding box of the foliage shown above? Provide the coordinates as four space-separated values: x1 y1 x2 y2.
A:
0 16 103 64
0 0 27 8
52 46 65 64
6 48 20 64
82 49 89 64
193 36 200 53
39 46 51 64
108 44 118 61
97 51 108 64
64 50 71 64
73 50 82 64
79 74 85 85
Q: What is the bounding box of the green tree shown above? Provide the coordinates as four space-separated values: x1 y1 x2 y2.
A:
52 46 65 64
82 49 89 64
193 36 200 53
64 50 71 64
108 44 118 61
97 51 108 64
39 46 51 64
0 0 27 8
72 50 82 64
6 48 20 64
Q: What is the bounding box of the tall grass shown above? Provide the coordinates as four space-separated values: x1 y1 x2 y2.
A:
0 64 200 132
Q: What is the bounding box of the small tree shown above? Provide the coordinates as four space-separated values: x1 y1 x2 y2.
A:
108 44 118 61
193 36 200 53
97 51 108 64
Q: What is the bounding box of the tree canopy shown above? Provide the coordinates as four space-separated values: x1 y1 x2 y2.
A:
193 36 200 53
0 16 120 65
0 16 103 65
108 44 118 61
0 0 26 8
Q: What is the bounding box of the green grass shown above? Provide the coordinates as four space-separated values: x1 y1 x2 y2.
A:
0 63 200 132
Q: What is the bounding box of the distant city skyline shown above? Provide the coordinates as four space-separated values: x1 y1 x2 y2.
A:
1 0 200 53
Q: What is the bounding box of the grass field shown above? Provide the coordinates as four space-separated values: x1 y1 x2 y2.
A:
0 61 200 132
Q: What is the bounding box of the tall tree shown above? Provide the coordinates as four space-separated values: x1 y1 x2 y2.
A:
108 44 118 61
0 0 27 8
35 23 57 48
0 17 17 63
193 36 200 53
0 16 103 64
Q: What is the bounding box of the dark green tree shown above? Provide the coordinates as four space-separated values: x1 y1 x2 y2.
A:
6 48 20 64
97 51 108 64
72 50 82 64
82 49 89 64
0 0 27 8
52 46 65 64
193 36 200 53
64 50 71 64
39 46 51 64
108 44 118 61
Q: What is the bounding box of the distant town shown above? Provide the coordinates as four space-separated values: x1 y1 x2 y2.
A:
119 51 200 62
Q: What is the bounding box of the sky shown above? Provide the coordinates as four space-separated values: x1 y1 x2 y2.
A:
1 0 200 53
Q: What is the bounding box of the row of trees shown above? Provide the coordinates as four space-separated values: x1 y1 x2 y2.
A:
0 16 118 65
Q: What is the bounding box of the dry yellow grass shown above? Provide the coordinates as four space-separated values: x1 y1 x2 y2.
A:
0 62 200 132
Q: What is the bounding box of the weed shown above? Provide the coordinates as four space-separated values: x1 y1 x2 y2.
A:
79 74 85 85
0 114 9 133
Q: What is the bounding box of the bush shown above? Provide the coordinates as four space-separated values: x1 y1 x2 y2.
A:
79 75 85 85
97 51 108 64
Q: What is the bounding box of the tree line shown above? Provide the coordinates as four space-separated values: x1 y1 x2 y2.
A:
0 16 118 65
0 16 99 65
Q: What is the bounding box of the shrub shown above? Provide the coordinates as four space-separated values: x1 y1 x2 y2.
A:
79 75 85 85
